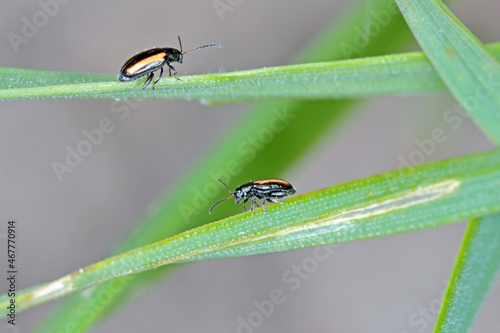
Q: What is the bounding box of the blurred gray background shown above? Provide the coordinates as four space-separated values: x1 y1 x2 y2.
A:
1 0 499 332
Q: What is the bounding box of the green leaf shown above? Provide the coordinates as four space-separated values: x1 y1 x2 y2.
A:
396 0 500 144
434 214 500 332
396 1 500 331
2 149 500 315
2 43 500 101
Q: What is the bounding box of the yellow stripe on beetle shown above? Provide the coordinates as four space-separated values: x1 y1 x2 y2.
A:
125 52 167 74
253 179 291 187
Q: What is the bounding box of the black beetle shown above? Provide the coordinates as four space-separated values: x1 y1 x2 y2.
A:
118 36 221 90
209 178 296 214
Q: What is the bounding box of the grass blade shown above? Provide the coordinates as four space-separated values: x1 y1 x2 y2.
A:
2 149 500 315
396 0 500 144
434 214 500 332
396 2 500 331
1 42 500 101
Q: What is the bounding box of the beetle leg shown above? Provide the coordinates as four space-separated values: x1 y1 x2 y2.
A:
168 64 181 81
268 198 284 205
152 67 163 90
261 200 267 214
242 198 248 212
142 72 154 90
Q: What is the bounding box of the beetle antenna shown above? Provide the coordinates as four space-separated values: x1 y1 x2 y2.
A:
208 179 234 215
182 43 221 55
217 178 232 195
178 36 183 53
209 195 233 215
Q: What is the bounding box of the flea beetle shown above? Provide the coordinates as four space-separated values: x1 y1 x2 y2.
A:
209 178 296 214
118 36 221 90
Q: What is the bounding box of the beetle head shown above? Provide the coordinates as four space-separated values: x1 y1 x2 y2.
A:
168 49 183 63
233 190 244 204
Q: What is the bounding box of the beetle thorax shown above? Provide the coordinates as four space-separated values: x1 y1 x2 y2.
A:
233 185 252 203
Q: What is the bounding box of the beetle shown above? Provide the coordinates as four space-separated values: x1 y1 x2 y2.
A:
209 178 296 215
118 36 221 90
